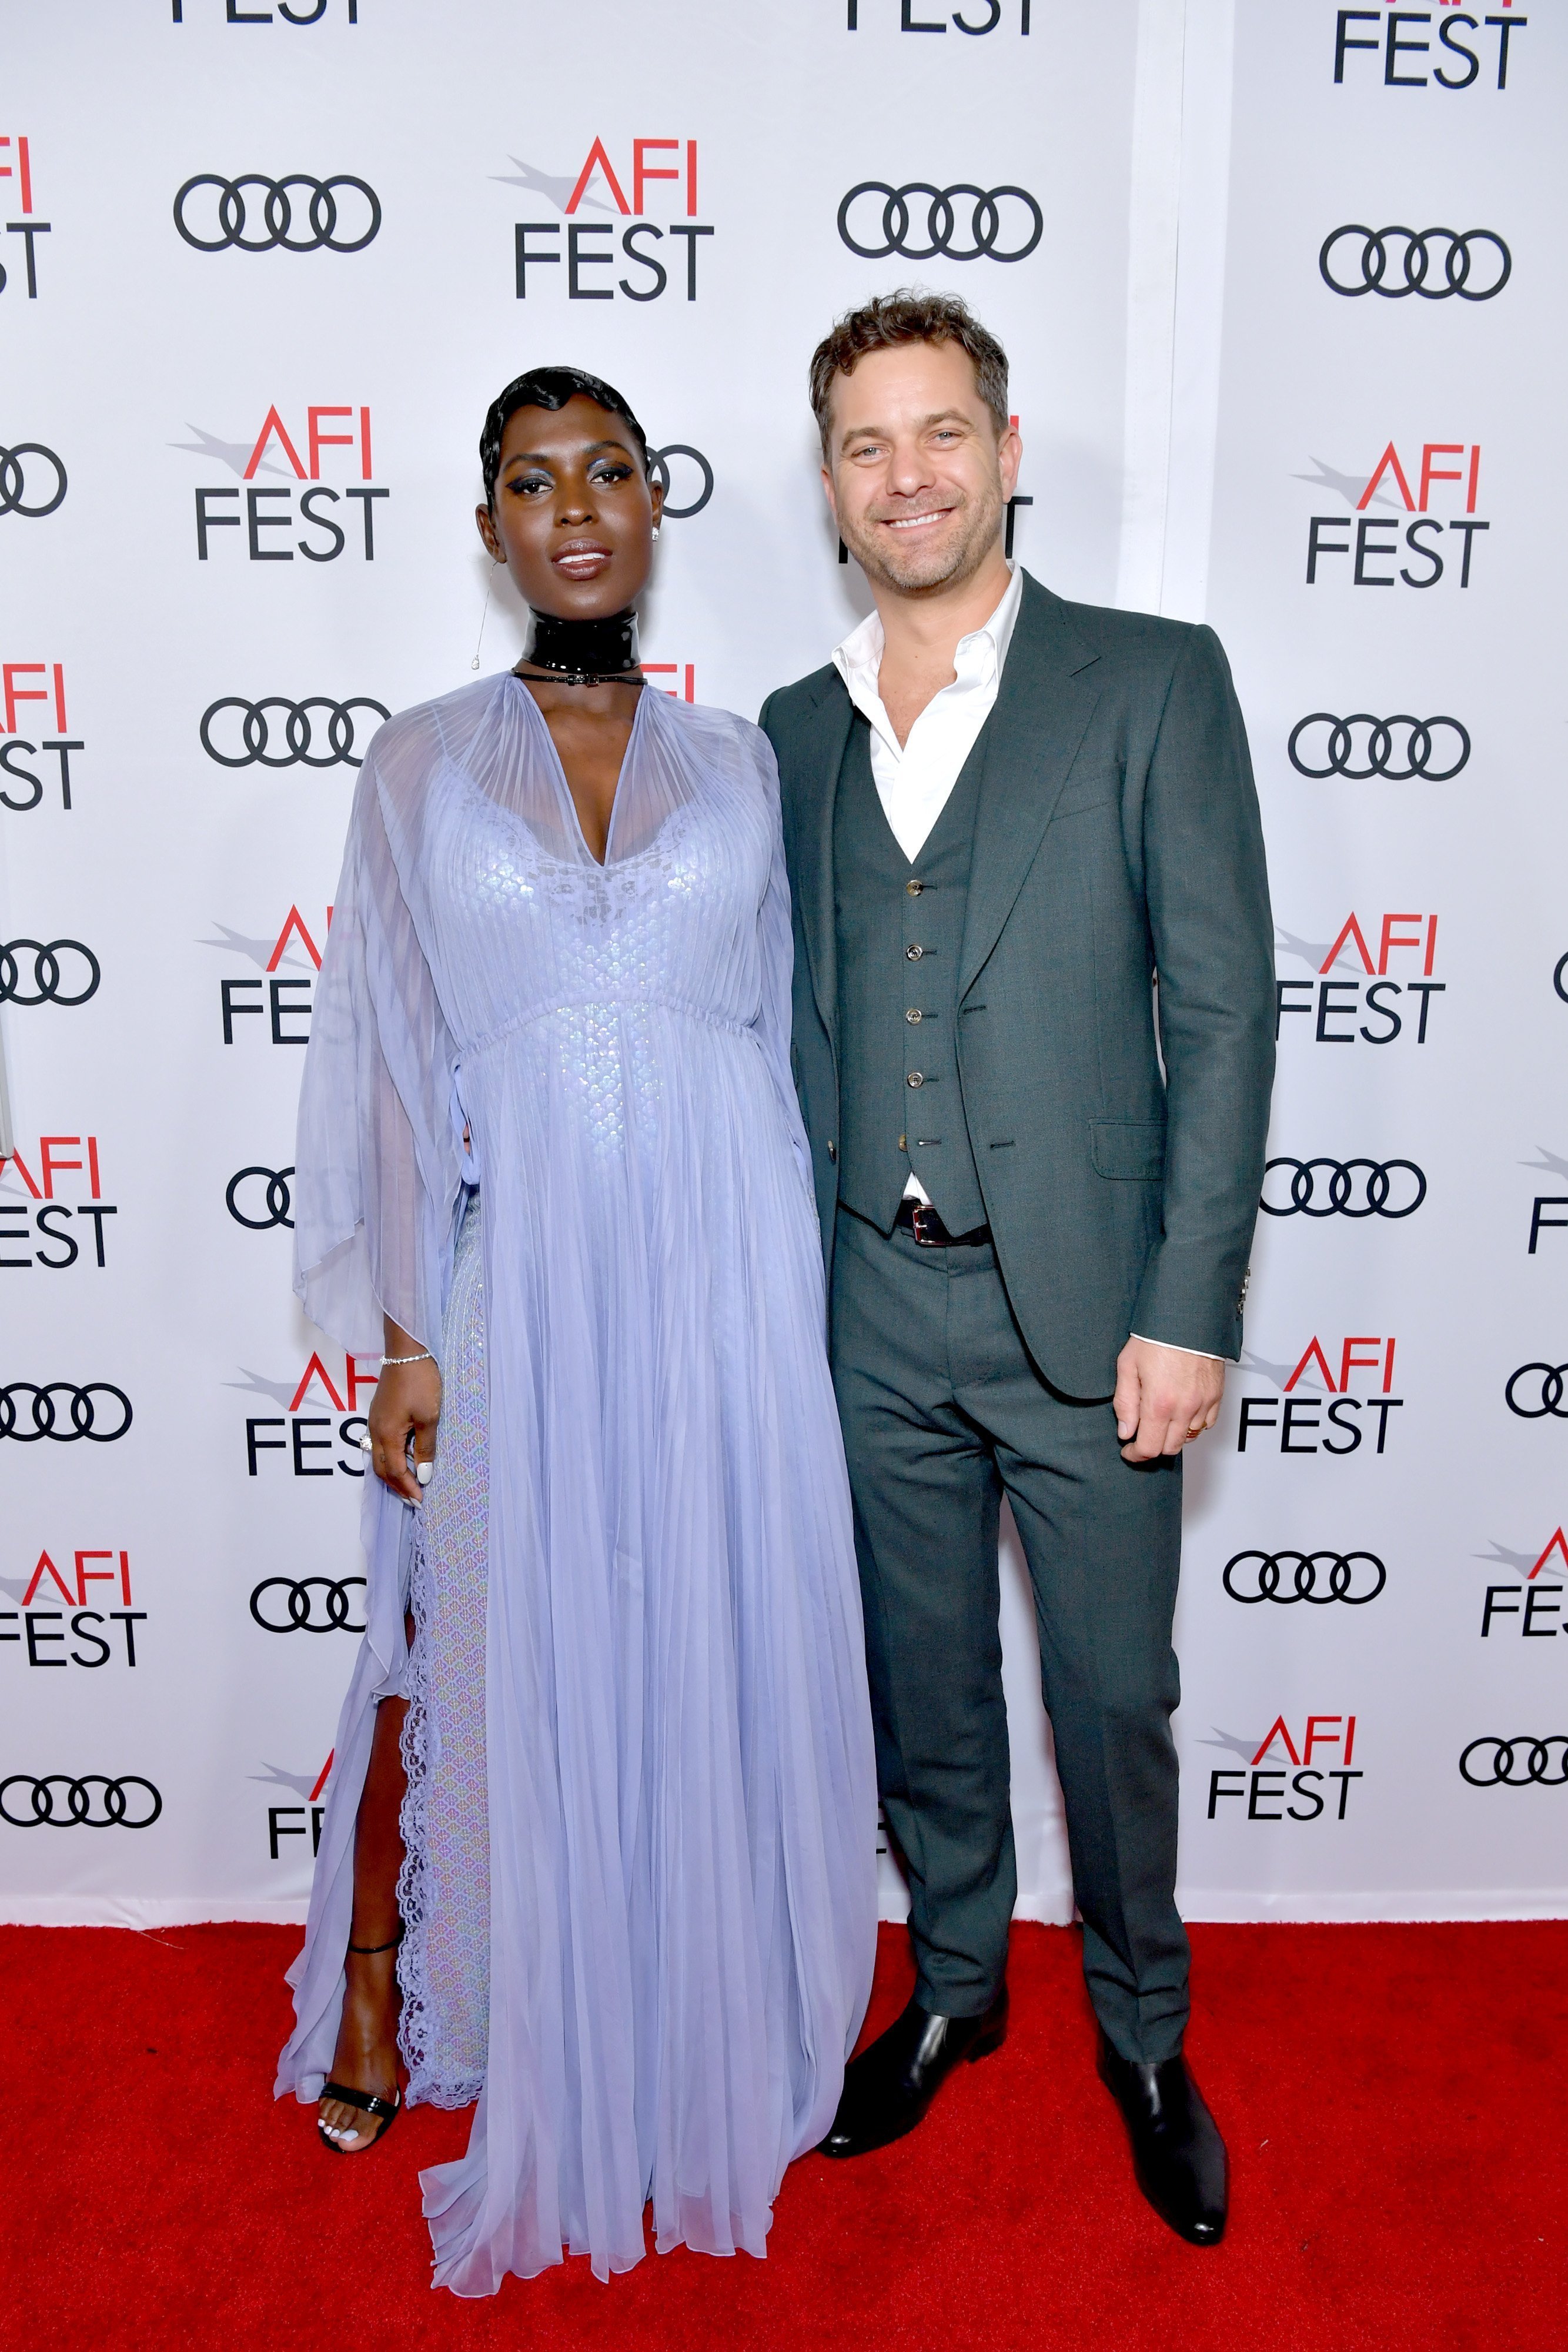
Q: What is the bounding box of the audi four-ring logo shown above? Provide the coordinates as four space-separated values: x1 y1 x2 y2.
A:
1223 1550 1387 1605
1319 225 1511 302
1260 1158 1426 1220
227 1165 294 1230
0 940 101 1007
200 697 389 770
173 173 381 253
0 1775 163 1828
1505 1364 1568 1420
250 1576 366 1633
0 1382 133 1442
837 182 1042 263
1288 714 1470 781
0 442 66 518
647 445 713 520
1459 1738 1568 1788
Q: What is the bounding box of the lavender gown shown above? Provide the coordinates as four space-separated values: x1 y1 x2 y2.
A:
274 674 878 2294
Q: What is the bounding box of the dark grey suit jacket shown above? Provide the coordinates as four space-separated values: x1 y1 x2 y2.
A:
760 571 1276 1398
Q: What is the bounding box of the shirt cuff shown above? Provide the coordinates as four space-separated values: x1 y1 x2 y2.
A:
1129 1332 1226 1363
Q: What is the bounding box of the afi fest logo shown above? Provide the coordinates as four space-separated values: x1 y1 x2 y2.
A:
846 0 1032 28
0 1547 144 1672
1275 911 1445 1048
1475 1526 1568 1642
232 1348 376 1477
1305 442 1488 593
1520 1145 1568 1259
209 903 329 1046
508 137 714 304
0 1134 118 1270
0 135 48 299
253 1751 335 1861
183 405 389 562
170 0 358 19
1333 6 1529 92
1 660 83 814
1235 1333 1403 1458
1204 1715 1363 1822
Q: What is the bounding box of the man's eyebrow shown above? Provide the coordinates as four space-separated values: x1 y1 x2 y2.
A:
837 407 974 450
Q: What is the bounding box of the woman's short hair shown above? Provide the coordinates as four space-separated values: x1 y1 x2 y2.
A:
480 366 650 506
808 289 1009 455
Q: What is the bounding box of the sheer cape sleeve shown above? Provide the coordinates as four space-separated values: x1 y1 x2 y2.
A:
744 720 816 1204
292 720 463 1354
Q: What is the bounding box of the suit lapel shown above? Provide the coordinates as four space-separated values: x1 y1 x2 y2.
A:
793 676 854 1055
958 574 1102 998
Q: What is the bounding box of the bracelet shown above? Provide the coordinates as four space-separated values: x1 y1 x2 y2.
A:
380 1350 435 1367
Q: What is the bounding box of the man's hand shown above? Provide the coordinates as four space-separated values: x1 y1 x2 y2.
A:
1113 1337 1225 1463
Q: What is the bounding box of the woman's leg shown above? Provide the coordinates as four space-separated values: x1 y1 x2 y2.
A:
317 1680 408 2149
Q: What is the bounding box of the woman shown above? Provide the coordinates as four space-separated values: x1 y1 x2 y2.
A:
275 366 877 2293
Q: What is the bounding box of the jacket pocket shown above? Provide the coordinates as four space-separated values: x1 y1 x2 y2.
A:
1090 1119 1166 1180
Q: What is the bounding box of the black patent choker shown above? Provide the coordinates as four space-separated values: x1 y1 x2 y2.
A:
516 607 641 687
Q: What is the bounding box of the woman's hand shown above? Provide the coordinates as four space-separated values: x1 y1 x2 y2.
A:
367 1346 442 1503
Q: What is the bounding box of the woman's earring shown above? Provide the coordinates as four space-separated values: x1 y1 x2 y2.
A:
471 561 499 671
651 526 661 541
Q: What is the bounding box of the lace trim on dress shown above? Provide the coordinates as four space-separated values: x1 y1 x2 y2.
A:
395 1191 490 2110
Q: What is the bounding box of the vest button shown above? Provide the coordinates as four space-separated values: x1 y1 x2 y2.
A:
905 944 924 961
826 1139 837 1162
907 1072 925 1088
905 1009 922 1024
899 1134 907 1150
906 880 924 897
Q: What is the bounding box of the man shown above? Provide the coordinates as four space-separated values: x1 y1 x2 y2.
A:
760 292 1274 2246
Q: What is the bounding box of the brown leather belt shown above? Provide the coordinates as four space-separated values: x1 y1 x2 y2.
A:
895 1198 993 1249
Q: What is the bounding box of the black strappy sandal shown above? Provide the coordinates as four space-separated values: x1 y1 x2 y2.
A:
317 1927 404 2154
316 2077 400 2153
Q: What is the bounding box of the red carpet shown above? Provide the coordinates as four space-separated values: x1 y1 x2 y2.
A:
5 1919 1563 2351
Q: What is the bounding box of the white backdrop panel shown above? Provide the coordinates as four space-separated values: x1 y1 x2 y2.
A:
1 0 1562 1927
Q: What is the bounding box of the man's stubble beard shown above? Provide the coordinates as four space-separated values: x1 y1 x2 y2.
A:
839 466 1007 597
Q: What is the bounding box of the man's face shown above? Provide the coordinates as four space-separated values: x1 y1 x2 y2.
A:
823 339 1020 597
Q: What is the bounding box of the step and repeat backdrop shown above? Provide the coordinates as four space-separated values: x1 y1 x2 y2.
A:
2 0 1563 1927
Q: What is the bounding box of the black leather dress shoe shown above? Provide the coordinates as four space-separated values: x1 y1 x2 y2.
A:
1097 2034 1228 2244
820 1988 1008 2159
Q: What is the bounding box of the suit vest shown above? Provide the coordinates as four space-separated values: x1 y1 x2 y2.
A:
833 713 989 1235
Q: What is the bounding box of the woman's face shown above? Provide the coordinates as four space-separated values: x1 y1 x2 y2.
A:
476 395 662 619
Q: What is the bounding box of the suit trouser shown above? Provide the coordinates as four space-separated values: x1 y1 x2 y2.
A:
829 1205 1191 2064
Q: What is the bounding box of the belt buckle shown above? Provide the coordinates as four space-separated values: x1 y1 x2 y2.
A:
910 1202 944 1248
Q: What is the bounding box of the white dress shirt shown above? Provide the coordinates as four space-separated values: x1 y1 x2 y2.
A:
829 569 1216 1363
831 564 1023 863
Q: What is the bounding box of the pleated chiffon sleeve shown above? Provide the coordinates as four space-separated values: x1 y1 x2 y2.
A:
750 727 817 1205
292 721 463 1355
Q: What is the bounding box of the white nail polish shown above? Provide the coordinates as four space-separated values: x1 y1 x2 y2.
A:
416 1461 432 1486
